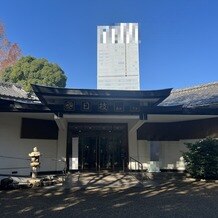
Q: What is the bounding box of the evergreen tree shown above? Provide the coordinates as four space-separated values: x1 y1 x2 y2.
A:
1 56 67 92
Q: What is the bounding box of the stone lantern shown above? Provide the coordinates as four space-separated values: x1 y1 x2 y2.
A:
29 147 41 185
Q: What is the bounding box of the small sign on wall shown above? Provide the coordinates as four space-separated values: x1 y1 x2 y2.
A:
69 137 79 170
69 157 78 170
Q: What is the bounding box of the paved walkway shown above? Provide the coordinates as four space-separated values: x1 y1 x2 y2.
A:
1 173 218 217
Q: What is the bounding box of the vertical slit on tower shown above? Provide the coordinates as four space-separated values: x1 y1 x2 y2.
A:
125 42 127 77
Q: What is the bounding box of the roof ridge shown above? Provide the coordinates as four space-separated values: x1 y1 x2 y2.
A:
0 81 39 100
0 81 23 89
172 81 218 93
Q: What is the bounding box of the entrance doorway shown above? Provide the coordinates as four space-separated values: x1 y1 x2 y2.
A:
80 134 125 171
68 123 128 171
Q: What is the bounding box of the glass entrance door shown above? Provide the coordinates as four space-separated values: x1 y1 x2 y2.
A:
79 136 97 171
79 133 127 171
68 123 128 172
98 135 113 171
79 135 112 171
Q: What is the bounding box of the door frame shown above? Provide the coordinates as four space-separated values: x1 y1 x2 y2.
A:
67 123 128 172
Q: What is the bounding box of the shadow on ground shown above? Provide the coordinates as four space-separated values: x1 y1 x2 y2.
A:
1 175 217 218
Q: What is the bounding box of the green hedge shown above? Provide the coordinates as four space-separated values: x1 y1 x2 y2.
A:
183 138 218 180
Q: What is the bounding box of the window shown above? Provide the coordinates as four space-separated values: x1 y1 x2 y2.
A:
21 118 58 140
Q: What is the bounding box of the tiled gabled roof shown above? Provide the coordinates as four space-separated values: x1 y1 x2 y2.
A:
1 81 218 109
159 82 218 108
0 82 38 102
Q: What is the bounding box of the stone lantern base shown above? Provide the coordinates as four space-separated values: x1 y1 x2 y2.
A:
28 178 41 187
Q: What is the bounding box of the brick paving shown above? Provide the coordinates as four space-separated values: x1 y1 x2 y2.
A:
0 174 217 218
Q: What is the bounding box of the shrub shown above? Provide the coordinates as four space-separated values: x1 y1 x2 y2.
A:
183 138 218 180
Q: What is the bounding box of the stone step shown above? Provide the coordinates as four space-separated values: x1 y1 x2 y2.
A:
63 172 141 189
63 172 186 190
143 172 186 181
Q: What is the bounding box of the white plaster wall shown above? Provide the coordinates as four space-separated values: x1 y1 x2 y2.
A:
128 122 150 170
0 114 59 175
159 140 198 170
128 131 137 158
56 129 67 171
159 141 185 170
128 128 138 170
137 140 150 169
128 120 138 160
135 139 199 170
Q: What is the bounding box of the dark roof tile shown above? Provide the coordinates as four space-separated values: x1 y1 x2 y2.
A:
0 82 38 102
159 82 218 108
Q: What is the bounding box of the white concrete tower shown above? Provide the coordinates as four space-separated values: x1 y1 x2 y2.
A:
97 23 140 90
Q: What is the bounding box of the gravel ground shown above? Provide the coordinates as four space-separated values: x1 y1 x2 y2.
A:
0 180 217 218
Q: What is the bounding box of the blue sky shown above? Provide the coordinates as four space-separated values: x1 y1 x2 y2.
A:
1 0 218 90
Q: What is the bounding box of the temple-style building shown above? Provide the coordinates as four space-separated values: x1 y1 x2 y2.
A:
0 82 217 175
